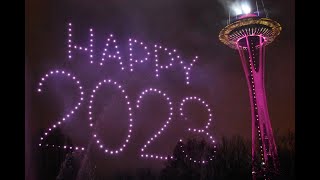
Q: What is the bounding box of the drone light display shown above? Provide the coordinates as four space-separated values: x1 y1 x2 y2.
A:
37 22 217 164
179 96 217 164
37 70 86 151
137 88 174 161
89 78 133 155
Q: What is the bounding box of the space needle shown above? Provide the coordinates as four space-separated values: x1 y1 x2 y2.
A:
219 1 281 179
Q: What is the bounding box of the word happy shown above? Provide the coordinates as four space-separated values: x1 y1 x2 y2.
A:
67 23 196 85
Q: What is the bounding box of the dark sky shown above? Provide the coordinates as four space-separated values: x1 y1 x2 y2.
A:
26 0 294 178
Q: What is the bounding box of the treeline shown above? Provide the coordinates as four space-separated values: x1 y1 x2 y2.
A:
108 131 295 180
35 130 294 180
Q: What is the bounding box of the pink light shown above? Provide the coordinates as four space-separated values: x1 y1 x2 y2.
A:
137 88 174 160
129 38 150 71
89 79 133 155
178 96 216 163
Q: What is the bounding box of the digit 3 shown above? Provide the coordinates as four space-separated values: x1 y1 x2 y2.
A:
178 96 217 164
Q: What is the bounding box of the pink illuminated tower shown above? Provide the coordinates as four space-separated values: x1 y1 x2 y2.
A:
219 1 281 179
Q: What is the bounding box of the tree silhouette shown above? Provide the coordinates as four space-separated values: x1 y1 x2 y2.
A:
160 133 295 180
56 152 78 180
35 132 295 179
275 130 295 180
160 139 214 180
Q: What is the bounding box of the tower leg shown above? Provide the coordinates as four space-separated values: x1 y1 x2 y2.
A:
237 36 279 179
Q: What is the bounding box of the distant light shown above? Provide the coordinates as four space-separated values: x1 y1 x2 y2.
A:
231 2 251 15
232 6 242 15
241 3 251 14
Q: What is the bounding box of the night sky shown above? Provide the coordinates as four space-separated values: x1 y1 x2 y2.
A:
26 0 294 178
